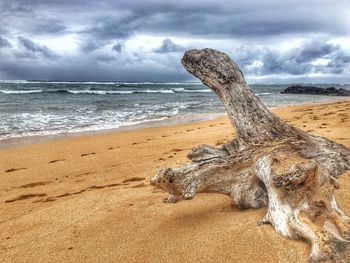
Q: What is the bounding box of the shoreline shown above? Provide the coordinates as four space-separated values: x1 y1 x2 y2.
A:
1 97 349 150
0 112 225 150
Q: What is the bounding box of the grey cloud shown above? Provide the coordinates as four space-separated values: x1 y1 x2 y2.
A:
0 0 349 81
112 42 124 53
0 54 188 82
36 0 346 42
0 36 11 48
17 37 59 59
29 21 67 35
2 1 350 40
154 38 183 53
0 1 67 36
235 40 349 76
80 40 108 53
325 51 350 74
83 16 137 40
96 55 116 63
295 41 340 63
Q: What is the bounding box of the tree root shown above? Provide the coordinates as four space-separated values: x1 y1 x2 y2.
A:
150 48 350 262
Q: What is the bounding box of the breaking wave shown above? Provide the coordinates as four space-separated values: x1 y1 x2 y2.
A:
0 88 211 95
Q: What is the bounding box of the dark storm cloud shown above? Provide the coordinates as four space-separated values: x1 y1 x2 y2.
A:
75 0 349 41
80 12 339 41
0 0 349 81
17 37 59 59
0 55 188 82
154 38 183 53
2 0 348 40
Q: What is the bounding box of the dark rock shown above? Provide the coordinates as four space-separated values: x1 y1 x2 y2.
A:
281 85 350 96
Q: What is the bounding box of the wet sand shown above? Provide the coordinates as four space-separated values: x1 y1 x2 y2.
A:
1 100 350 262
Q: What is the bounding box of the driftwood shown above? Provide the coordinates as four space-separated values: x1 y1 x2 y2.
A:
150 48 350 262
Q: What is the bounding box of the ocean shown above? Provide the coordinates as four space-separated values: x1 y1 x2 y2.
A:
0 80 349 142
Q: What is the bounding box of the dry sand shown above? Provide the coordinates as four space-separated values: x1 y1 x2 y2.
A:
1 100 350 263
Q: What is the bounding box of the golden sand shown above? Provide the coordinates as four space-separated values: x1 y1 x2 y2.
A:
1 100 350 262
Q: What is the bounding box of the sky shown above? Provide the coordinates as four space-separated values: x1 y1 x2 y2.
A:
0 0 350 83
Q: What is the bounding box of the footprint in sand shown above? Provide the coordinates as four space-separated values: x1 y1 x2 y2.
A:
88 183 121 189
80 152 96 157
75 171 95 177
5 167 26 173
42 197 57 202
40 183 121 202
75 179 85 183
108 146 120 150
171 148 184 152
19 181 51 188
129 183 147 188
5 193 47 203
122 177 145 183
48 159 65 164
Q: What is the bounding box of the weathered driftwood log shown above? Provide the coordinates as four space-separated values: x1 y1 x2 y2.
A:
150 48 350 262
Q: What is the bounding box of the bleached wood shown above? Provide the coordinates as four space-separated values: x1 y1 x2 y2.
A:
150 48 350 262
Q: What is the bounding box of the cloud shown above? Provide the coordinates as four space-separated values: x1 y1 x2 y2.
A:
17 37 59 59
0 36 11 48
0 0 349 81
70 0 349 41
80 40 107 53
325 51 350 74
234 40 350 77
30 21 67 35
112 42 124 53
4 0 347 41
294 41 340 63
154 38 183 53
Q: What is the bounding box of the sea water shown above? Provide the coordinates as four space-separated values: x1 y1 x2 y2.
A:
0 80 349 141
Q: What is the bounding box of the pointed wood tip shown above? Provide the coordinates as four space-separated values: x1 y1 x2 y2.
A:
181 48 246 85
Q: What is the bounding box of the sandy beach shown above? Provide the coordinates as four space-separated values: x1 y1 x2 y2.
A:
1 100 350 263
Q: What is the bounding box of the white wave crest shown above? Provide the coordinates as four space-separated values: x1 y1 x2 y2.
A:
0 89 42 94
